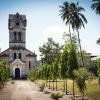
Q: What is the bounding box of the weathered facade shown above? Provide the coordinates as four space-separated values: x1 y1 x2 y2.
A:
0 13 37 78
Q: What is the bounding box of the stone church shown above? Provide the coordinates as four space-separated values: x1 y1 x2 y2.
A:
0 13 37 78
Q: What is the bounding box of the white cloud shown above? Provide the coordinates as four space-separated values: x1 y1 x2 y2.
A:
43 26 69 35
42 26 69 44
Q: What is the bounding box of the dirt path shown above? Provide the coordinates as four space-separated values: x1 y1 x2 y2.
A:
0 80 71 100
0 80 51 100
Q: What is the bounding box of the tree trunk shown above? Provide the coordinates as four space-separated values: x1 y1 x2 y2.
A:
82 94 84 100
69 24 72 42
56 79 57 90
77 29 84 67
53 79 54 90
49 80 51 89
65 79 68 95
64 80 65 91
45 80 47 87
73 80 75 99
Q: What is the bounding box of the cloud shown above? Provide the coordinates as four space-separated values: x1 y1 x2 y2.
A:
42 26 69 44
43 26 69 35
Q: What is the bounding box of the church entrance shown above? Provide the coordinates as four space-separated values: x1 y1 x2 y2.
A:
15 68 20 78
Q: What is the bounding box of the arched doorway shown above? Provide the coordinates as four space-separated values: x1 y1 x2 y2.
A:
15 68 20 78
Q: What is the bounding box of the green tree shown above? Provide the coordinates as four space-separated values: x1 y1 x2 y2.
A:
97 58 100 85
39 37 62 64
28 68 37 81
39 38 62 89
0 59 10 87
52 59 60 90
67 43 78 96
91 0 100 15
60 44 69 94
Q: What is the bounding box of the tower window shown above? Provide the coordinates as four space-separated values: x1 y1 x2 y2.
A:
16 22 19 26
19 53 21 59
29 61 31 70
14 53 16 60
18 32 21 41
14 32 17 41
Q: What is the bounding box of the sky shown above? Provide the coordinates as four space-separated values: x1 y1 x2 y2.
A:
0 0 100 60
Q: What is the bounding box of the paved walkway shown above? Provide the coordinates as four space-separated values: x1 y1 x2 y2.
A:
0 80 71 100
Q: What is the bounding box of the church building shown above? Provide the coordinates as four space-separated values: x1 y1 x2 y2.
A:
0 13 37 78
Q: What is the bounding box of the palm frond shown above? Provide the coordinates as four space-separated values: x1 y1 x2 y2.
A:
91 0 100 14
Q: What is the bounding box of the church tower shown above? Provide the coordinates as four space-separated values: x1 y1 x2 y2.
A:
0 13 37 79
8 12 27 48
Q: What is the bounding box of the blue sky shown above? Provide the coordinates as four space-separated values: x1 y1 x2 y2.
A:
0 0 100 60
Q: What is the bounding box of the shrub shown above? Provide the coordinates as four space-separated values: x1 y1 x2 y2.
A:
39 83 45 91
11 81 15 84
50 92 63 100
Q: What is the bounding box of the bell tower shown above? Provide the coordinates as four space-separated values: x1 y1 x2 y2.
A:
8 12 27 48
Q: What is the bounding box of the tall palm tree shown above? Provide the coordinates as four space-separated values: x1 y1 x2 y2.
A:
59 2 87 97
91 0 100 15
91 0 100 48
69 2 87 67
60 2 87 66
59 2 72 41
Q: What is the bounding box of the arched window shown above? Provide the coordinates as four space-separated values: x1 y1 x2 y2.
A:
18 32 21 41
14 32 17 41
29 61 31 70
16 22 19 26
14 53 16 60
19 53 21 59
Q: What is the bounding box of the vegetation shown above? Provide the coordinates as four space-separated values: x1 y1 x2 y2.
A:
74 68 91 100
97 58 100 85
50 92 63 100
27 1 100 100
60 44 69 94
60 1 87 67
0 59 10 87
91 0 100 15
39 37 62 64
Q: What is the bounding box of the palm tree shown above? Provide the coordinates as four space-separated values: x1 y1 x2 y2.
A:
60 2 87 67
91 0 100 50
97 38 100 45
91 0 100 15
59 2 72 41
69 2 87 67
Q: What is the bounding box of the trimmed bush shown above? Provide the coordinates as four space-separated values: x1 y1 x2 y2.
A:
39 83 45 91
50 92 63 100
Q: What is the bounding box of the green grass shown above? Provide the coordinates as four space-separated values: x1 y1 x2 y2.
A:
36 79 100 100
86 79 100 100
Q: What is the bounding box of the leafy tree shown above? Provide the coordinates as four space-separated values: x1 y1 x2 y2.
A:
91 0 100 15
97 58 100 85
0 59 10 87
39 38 62 89
67 43 78 96
52 59 60 90
28 68 37 81
63 32 78 96
60 44 69 94
39 37 62 64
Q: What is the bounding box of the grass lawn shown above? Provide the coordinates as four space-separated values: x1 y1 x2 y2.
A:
36 79 100 100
